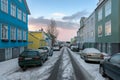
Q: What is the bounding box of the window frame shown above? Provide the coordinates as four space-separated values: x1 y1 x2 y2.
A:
10 3 16 17
1 0 8 13
98 8 102 21
98 25 103 37
10 26 16 41
105 0 111 17
1 24 8 41
105 20 111 36
17 8 22 20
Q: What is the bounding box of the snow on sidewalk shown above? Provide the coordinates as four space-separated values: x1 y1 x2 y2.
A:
69 50 106 80
0 58 19 79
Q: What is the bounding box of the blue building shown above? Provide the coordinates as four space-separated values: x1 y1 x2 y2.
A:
0 0 30 61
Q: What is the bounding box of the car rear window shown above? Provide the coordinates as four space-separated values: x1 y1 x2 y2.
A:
21 51 38 57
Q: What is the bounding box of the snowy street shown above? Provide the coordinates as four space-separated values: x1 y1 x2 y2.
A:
0 47 106 80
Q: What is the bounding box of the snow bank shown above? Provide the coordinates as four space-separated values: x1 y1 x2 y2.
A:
69 49 105 80
82 48 101 53
0 58 19 79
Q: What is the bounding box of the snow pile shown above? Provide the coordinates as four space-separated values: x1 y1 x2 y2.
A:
69 49 105 80
82 48 101 53
0 58 19 79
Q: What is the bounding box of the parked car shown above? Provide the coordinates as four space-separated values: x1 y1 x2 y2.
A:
44 46 53 56
38 47 49 58
99 53 120 80
53 44 60 51
18 49 48 71
70 44 79 52
80 48 104 62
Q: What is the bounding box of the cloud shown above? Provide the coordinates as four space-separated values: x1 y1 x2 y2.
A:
51 13 66 17
62 10 88 21
29 17 79 29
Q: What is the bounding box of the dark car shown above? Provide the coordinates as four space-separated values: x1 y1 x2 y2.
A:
53 44 60 51
70 44 79 52
99 53 120 80
18 49 48 71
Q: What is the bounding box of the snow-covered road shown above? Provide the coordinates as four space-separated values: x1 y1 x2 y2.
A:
0 47 106 80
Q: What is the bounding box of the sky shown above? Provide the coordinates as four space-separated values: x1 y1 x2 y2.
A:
27 0 98 41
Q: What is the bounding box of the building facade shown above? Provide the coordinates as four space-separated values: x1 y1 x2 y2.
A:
95 0 120 54
0 0 30 61
78 17 87 49
28 31 52 49
84 12 96 48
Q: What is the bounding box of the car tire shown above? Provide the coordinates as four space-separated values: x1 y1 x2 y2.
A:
22 66 27 71
40 60 43 66
99 66 106 77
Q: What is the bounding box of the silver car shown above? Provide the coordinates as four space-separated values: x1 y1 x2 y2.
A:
81 48 104 62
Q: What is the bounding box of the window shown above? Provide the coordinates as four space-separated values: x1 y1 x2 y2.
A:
11 3 16 17
91 31 94 37
105 0 111 17
17 9 22 20
98 8 102 21
11 26 16 40
18 0 22 2
1 0 8 13
17 29 22 40
23 31 27 40
98 25 102 37
105 20 111 36
23 12 26 22
1 24 8 40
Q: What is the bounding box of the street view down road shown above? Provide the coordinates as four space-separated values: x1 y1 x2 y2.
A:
1 47 106 80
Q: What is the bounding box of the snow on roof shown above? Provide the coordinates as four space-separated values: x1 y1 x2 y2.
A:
82 48 101 53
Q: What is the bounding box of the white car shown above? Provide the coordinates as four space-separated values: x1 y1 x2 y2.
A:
81 48 105 62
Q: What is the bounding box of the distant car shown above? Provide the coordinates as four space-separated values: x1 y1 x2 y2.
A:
53 44 60 51
80 48 104 62
99 53 120 80
70 44 79 52
18 49 48 71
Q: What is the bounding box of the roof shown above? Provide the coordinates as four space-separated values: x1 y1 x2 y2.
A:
23 0 31 14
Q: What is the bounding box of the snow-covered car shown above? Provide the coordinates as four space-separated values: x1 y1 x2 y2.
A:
99 53 120 80
80 48 104 62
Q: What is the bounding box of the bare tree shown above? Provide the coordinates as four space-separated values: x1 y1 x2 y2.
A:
47 19 59 46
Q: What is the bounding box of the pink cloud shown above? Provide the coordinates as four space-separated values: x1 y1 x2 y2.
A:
28 25 77 41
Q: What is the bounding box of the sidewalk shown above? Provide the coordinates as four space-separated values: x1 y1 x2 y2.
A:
0 58 19 79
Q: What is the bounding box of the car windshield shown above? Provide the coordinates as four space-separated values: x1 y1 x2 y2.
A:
21 51 38 57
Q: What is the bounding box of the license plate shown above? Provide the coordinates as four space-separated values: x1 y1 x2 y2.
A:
25 58 32 60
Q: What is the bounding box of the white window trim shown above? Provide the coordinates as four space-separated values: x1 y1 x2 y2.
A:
105 0 111 17
17 8 22 20
1 0 8 13
23 12 26 23
98 8 102 21
1 24 8 40
11 3 16 17
98 25 103 37
105 20 111 36
10 26 16 40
